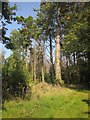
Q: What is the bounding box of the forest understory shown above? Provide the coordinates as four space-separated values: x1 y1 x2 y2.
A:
2 82 90 118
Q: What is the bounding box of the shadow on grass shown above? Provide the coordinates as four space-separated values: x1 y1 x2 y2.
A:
83 112 90 115
65 84 89 93
82 99 90 106
2 107 7 111
82 99 90 117
83 111 90 118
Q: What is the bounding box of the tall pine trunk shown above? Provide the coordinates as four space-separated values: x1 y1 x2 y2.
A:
49 35 54 83
55 28 62 85
22 47 25 70
30 48 34 81
38 38 44 82
33 48 36 82
55 4 63 85
41 41 45 83
41 59 44 83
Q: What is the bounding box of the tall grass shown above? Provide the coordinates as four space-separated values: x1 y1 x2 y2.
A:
2 87 89 118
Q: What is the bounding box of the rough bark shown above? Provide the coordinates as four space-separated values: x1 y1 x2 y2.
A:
30 48 34 81
49 35 55 83
37 40 41 81
55 4 63 85
37 38 45 82
33 49 36 82
41 41 45 83
55 28 62 85
42 62 44 83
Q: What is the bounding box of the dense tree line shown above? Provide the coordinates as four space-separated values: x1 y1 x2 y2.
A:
1 2 89 101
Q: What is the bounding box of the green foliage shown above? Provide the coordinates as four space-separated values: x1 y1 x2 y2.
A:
22 65 33 85
2 2 17 22
1 2 17 45
62 65 80 84
44 73 51 83
62 2 89 55
2 52 33 99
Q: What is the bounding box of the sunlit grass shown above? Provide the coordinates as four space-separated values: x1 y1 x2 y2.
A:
2 84 89 118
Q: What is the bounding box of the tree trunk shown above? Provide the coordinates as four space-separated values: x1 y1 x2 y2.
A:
26 46 30 69
66 54 70 67
87 51 90 85
55 28 62 85
73 52 77 65
42 63 44 83
30 48 34 81
55 4 63 85
33 48 36 82
49 35 54 83
37 39 42 81
37 38 45 82
41 41 45 83
21 46 26 71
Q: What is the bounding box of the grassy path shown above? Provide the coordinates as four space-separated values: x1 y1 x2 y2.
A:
2 83 89 118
